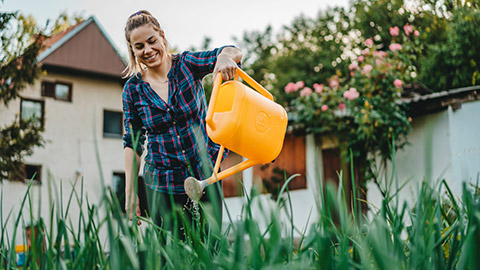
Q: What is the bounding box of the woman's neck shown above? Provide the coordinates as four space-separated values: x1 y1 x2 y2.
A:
145 54 172 80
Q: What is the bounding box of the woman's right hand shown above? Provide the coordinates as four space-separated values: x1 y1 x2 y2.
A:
126 195 142 226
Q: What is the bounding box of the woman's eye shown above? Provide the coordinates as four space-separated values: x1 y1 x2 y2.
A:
149 39 156 44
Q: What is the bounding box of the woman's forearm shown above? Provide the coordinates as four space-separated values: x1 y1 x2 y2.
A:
124 147 141 209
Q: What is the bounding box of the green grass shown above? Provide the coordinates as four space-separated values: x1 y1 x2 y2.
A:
1 164 479 269
1 129 479 269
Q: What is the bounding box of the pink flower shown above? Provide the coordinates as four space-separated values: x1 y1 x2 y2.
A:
373 50 387 58
365 38 374 47
403 23 413 36
414 30 420 37
357 55 365 62
389 43 402 52
375 58 382 66
329 78 340 89
349 62 359 71
343 88 360 100
300 87 313 97
362 64 373 74
295 81 305 89
321 104 329 111
389 26 400 36
394 79 403 88
284 81 306 93
284 82 297 94
313 83 324 93
338 103 346 110
362 48 370 55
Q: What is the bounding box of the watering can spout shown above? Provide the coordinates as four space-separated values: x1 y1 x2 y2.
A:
185 68 288 201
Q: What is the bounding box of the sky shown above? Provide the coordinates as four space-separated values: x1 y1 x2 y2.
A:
2 0 349 56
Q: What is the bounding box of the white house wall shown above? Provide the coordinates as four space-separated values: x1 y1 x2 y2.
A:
367 109 454 210
0 71 124 245
447 101 480 193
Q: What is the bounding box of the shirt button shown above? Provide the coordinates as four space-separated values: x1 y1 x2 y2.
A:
182 150 185 154
177 135 180 139
172 121 176 125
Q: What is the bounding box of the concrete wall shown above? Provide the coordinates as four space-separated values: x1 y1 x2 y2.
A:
447 102 480 193
0 71 124 244
367 101 480 210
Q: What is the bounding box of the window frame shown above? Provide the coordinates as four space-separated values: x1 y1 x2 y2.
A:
20 98 45 128
103 110 124 138
41 80 72 102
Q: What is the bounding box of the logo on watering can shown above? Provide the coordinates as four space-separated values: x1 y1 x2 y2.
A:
255 111 271 133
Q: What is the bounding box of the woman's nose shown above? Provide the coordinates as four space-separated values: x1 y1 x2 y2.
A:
144 44 152 54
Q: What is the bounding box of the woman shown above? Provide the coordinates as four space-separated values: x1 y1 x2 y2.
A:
122 10 242 234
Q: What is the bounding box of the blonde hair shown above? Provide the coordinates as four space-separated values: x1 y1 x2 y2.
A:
123 10 169 78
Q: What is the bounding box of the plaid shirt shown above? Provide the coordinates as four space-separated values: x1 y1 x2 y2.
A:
122 47 232 194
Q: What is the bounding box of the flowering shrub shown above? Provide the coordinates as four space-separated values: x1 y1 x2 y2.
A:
288 23 421 167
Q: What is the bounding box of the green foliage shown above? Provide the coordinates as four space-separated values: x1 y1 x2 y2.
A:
419 5 480 89
2 161 479 269
0 7 45 181
49 11 85 36
236 0 480 183
237 8 354 107
0 12 44 106
0 117 45 180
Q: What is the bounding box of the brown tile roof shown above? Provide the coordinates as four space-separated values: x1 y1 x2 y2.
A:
41 21 85 53
39 16 126 79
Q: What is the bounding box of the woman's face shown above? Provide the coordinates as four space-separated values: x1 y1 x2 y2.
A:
129 24 167 70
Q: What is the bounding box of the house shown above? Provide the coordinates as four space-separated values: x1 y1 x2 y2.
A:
0 16 127 243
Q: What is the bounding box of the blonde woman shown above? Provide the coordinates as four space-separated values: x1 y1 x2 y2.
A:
122 10 242 234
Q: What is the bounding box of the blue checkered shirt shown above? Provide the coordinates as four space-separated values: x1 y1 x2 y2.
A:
122 47 232 194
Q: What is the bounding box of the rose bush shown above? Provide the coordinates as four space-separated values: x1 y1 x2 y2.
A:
287 23 421 178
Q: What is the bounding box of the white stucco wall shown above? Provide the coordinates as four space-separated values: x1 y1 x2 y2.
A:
367 110 453 209
0 71 124 245
447 102 480 193
367 101 480 210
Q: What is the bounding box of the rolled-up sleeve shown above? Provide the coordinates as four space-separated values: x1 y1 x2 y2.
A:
182 45 237 80
122 82 146 156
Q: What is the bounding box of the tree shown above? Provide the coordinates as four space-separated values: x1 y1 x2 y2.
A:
0 6 45 180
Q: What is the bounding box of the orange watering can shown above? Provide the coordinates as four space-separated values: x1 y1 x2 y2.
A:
185 68 288 201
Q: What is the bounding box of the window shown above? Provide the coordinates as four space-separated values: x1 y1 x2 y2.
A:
41 81 72 101
112 172 148 216
20 98 44 128
11 164 42 183
25 164 42 182
103 110 123 138
112 172 126 212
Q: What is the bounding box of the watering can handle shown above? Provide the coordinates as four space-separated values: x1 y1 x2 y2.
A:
206 68 274 131
234 68 274 101
205 73 223 131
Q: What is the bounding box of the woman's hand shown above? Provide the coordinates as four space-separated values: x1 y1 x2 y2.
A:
126 195 142 225
213 47 242 81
